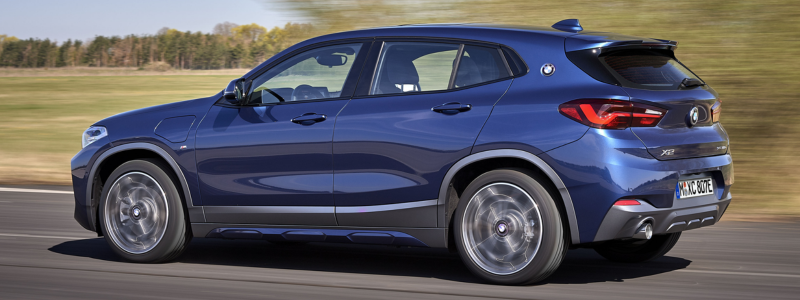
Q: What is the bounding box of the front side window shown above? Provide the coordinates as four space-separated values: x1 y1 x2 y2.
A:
371 42 459 95
249 43 363 104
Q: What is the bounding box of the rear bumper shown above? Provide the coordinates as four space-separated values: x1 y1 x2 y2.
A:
593 191 731 242
543 128 733 244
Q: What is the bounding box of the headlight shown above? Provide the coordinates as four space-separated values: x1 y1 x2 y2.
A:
82 126 107 148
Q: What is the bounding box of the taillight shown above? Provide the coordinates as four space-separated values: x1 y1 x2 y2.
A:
558 99 667 130
613 199 641 206
711 100 721 123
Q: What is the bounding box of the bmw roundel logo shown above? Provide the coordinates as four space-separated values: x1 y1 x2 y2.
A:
687 107 699 126
541 63 555 76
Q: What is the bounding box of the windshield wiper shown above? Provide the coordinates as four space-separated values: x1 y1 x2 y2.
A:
681 78 706 88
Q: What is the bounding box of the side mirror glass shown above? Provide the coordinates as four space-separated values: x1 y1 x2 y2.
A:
316 54 347 67
223 78 245 104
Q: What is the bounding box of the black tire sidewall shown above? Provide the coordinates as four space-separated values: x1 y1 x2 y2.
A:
99 159 187 263
454 168 566 285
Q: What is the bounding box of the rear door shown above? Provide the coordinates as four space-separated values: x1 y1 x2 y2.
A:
600 49 728 160
332 40 514 227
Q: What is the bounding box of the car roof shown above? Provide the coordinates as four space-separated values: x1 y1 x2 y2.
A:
310 23 667 44
244 22 671 78
306 23 577 42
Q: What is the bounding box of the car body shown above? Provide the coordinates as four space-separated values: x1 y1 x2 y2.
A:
71 19 732 285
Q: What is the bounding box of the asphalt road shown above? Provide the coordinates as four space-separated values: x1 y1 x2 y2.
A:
0 186 798 300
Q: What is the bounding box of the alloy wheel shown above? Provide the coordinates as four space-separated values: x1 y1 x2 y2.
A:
103 172 169 254
461 182 543 275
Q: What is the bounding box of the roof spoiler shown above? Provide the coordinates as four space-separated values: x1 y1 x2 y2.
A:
565 37 679 52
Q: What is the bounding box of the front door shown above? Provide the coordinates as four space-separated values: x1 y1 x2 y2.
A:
195 42 369 225
332 41 514 227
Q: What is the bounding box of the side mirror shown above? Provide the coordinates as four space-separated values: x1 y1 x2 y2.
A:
223 78 245 104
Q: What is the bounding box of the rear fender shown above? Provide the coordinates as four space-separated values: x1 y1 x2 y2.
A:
437 149 580 245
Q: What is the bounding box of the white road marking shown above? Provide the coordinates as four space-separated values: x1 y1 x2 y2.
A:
0 233 90 240
0 187 73 195
675 269 800 279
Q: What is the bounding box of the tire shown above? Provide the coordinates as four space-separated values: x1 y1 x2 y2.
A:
454 168 567 285
99 159 191 263
594 232 681 263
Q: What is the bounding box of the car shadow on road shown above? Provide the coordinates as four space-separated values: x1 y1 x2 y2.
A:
49 238 691 285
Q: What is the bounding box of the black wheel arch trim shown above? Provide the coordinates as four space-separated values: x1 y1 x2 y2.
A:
437 149 580 245
84 142 204 232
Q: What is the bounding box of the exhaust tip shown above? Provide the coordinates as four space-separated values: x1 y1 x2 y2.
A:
633 223 653 240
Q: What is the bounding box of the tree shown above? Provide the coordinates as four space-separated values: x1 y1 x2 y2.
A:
56 39 72 67
0 22 312 69
213 22 238 37
232 23 267 45
0 34 19 59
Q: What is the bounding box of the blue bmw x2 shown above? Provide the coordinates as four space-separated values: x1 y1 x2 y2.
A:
71 19 732 285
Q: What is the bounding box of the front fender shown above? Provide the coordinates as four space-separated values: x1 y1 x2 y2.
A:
78 142 205 233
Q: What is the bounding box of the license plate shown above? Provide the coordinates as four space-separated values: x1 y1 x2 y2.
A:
676 178 714 199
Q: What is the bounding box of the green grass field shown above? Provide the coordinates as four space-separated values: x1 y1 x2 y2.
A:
0 71 236 184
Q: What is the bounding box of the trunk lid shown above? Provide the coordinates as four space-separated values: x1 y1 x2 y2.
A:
624 87 728 160
564 37 729 160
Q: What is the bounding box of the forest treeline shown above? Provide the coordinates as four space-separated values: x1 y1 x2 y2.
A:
0 22 313 69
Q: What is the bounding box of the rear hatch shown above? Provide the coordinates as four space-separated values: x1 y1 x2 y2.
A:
565 34 728 160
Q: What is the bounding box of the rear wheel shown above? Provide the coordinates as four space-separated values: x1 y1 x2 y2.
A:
454 168 567 285
594 232 681 263
99 159 190 263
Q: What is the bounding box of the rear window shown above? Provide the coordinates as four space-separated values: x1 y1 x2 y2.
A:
601 49 701 90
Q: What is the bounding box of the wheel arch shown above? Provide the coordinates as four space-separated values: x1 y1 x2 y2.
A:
438 149 580 245
85 142 203 235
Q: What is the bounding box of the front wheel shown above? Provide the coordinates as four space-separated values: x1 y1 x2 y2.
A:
454 168 567 285
99 159 190 263
594 232 681 263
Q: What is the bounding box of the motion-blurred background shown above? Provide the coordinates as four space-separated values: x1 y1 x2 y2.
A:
1 0 797 217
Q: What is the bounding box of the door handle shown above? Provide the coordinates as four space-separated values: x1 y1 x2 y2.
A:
432 102 471 115
291 113 327 125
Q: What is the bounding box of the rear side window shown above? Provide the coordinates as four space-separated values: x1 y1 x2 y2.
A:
369 42 515 96
371 42 459 95
454 45 510 88
601 49 701 90
501 47 527 76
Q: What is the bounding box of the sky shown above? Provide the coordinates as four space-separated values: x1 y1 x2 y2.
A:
0 0 302 43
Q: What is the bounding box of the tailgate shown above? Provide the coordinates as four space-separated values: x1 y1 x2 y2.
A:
625 88 728 160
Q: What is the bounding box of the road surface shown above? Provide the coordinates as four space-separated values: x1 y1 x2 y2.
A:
0 186 797 299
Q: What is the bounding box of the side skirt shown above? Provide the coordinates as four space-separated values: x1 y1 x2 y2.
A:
191 223 446 248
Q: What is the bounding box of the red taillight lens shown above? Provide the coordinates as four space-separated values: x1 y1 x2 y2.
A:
614 199 641 206
711 100 721 123
558 99 667 129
